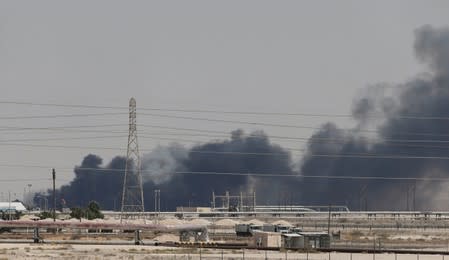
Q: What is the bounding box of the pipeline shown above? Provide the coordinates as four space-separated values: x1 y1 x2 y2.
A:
0 220 206 232
0 220 208 244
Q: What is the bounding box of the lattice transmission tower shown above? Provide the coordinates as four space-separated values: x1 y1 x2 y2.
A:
120 97 145 221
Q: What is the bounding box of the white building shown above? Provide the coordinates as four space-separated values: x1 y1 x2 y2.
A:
0 202 27 212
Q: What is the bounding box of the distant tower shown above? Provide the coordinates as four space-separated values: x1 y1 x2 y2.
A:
120 98 145 221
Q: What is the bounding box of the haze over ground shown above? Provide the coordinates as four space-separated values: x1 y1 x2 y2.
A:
1 1 449 210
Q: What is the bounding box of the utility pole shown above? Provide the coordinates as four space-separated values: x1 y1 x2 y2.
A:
413 181 416 211
327 204 331 235
240 192 243 212
8 191 11 220
225 191 230 210
406 184 410 211
27 184 32 207
253 190 256 212
52 168 56 222
359 185 367 211
154 189 160 213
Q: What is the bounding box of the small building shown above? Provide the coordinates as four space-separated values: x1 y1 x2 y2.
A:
281 232 331 249
251 231 282 248
236 223 261 236
0 202 27 212
298 231 331 249
282 233 304 248
0 202 27 220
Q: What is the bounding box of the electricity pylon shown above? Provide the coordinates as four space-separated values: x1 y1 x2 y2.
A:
120 97 144 222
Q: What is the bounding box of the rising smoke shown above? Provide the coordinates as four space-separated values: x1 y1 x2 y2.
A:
141 129 296 209
141 143 188 185
298 25 449 210
38 25 449 211
48 154 126 210
39 129 295 210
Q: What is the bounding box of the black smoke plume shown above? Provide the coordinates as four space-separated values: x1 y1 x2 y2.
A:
39 129 295 210
54 154 126 210
37 25 449 211
298 25 449 210
156 129 294 208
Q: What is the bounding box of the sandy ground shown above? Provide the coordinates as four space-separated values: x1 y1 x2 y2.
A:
4 216 449 258
0 244 448 259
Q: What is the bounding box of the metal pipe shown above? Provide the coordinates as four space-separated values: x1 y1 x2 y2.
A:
0 220 207 233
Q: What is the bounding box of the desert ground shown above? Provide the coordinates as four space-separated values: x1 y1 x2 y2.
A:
0 243 449 259
3 215 449 259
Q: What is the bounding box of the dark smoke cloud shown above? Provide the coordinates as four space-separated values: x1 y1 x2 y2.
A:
298 25 449 210
40 154 127 210
414 25 449 78
146 129 295 209
38 25 449 211
40 129 295 210
177 129 294 206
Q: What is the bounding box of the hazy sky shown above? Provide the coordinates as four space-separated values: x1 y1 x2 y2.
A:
1 0 449 199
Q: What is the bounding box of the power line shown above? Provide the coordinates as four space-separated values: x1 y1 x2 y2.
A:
0 135 126 143
140 113 349 129
0 178 54 183
0 142 296 154
3 121 449 151
4 142 449 159
2 110 449 139
0 112 125 120
139 124 449 138
4 100 449 120
0 124 124 132
138 125 449 145
0 101 128 111
139 131 449 145
4 128 449 153
173 171 449 182
2 109 449 151
0 163 448 182
139 113 449 136
4 124 449 146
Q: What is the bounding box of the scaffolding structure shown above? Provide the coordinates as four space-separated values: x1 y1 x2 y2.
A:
211 191 256 212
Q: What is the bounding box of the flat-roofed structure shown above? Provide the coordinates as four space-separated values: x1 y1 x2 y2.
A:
0 202 27 212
